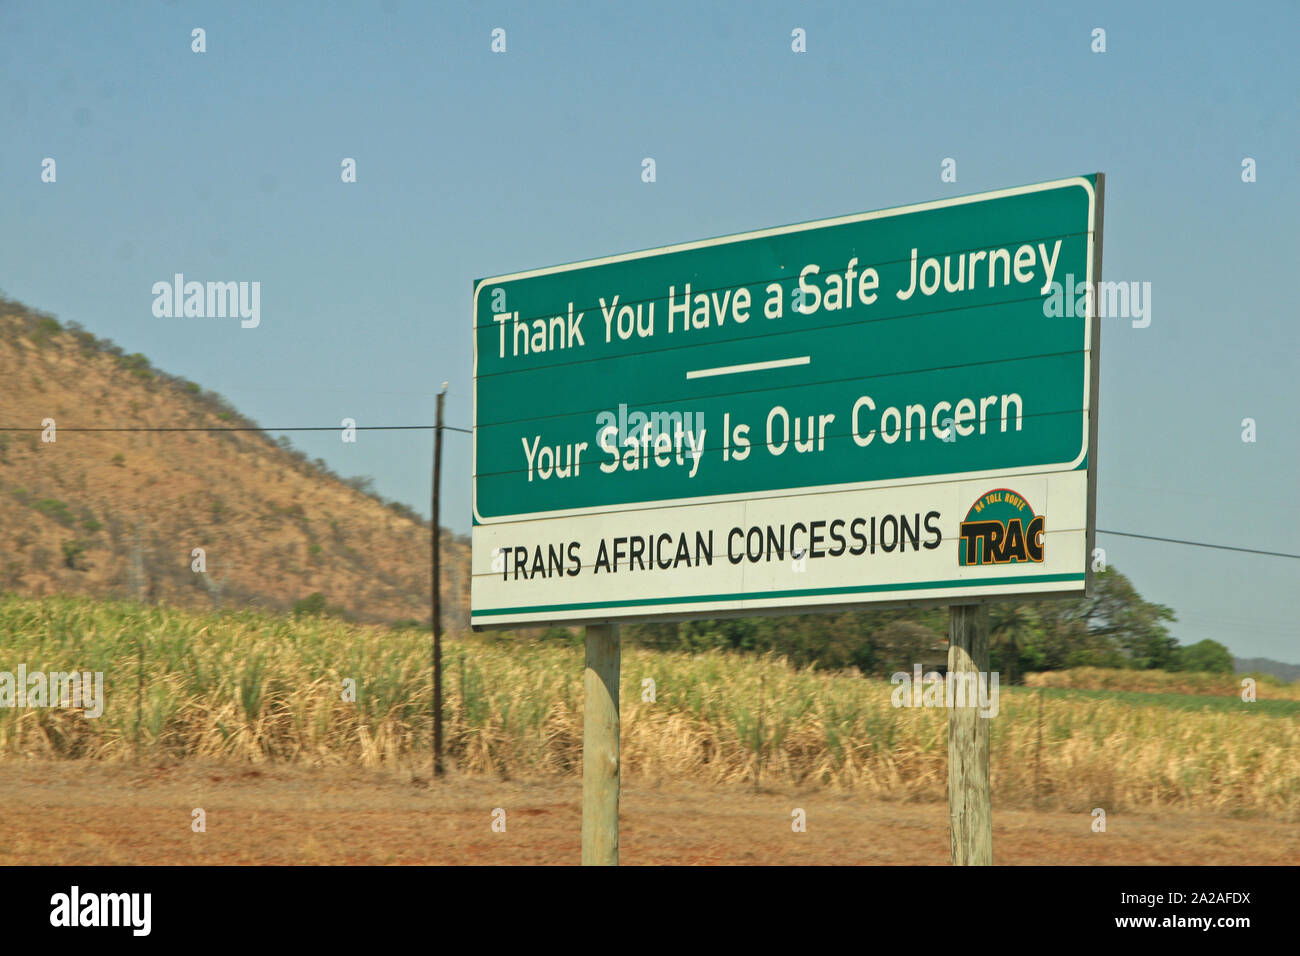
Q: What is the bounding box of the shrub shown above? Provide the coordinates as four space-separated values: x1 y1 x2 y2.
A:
292 592 346 619
345 475 376 495
115 353 154 380
1176 639 1235 674
33 498 75 526
539 626 582 646
29 315 62 346
61 540 88 570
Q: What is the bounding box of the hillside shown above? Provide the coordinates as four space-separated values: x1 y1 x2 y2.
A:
1234 657 1300 684
0 297 469 627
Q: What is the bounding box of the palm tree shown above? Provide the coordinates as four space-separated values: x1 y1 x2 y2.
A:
989 604 1040 685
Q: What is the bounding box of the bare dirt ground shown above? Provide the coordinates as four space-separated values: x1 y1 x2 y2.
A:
0 760 1293 866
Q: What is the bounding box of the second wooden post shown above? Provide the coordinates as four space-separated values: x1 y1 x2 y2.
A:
948 604 992 865
582 622 620 865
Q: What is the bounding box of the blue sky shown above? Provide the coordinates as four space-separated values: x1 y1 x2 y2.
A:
2 1 1296 660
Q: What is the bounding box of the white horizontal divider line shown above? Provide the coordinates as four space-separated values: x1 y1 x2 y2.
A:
686 355 810 380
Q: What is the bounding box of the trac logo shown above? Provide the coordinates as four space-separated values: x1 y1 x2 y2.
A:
959 489 1044 566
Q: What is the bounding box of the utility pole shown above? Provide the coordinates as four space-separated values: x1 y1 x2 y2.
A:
432 385 446 778
128 526 146 603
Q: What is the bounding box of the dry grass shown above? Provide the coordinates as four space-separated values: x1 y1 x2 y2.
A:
1025 665 1300 699
1 596 1296 819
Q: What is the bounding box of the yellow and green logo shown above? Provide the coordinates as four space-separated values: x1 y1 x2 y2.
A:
958 488 1045 566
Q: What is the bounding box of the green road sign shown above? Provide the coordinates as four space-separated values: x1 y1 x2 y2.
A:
472 175 1102 627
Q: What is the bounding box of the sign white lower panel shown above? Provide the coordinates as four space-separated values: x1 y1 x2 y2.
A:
471 471 1088 626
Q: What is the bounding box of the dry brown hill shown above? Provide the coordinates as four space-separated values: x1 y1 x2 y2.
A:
0 297 469 628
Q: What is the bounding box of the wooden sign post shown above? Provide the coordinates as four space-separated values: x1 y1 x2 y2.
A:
582 622 620 865
947 604 992 865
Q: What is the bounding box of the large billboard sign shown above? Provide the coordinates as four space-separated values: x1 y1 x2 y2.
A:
472 175 1102 627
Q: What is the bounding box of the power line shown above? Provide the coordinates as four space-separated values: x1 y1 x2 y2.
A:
1096 529 1299 560
0 424 474 434
1 421 1293 560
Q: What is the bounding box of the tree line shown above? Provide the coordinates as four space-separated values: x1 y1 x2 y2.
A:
551 567 1235 681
